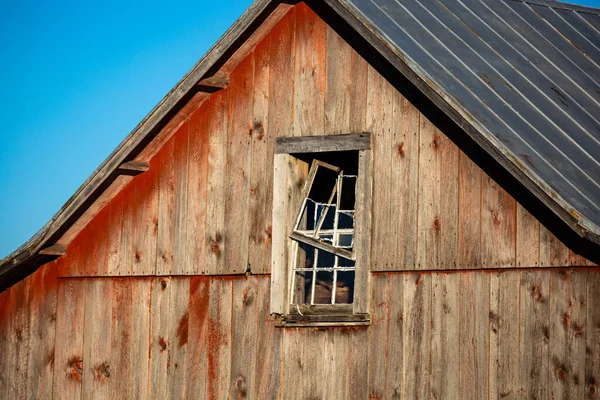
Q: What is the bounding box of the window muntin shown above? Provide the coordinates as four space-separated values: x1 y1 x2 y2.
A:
289 159 357 306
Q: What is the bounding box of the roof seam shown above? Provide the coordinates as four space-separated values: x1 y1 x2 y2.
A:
507 0 600 15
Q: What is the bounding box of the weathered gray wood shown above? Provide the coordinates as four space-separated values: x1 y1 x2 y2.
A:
368 273 403 399
323 330 349 399
275 133 371 154
52 279 87 400
430 273 459 399
165 278 190 399
549 270 587 398
247 33 273 275
489 272 520 399
353 149 372 314
230 277 260 399
204 91 229 275
391 92 419 271
128 278 152 400
586 271 600 399
516 204 540 267
402 273 431 398
459 272 489 400
292 2 326 137
25 263 57 400
205 278 233 400
417 115 440 270
186 102 209 275
185 276 210 399
289 231 354 260
38 245 67 256
223 53 253 275
347 326 369 399
540 225 569 266
271 154 291 315
253 277 282 399
131 163 159 275
367 65 394 271
519 270 550 398
117 161 150 175
457 153 482 269
82 279 112 399
482 175 516 268
108 279 133 399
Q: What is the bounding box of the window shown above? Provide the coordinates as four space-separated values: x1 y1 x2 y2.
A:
270 133 372 326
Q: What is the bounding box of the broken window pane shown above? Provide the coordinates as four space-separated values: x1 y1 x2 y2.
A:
289 158 358 306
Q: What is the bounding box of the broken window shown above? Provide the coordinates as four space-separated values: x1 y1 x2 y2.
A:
270 133 372 326
289 160 357 306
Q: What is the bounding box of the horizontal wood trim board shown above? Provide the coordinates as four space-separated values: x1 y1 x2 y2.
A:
275 132 371 154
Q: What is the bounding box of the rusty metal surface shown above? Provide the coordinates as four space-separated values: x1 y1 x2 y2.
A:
344 0 600 237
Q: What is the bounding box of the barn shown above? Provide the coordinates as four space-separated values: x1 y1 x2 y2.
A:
1 0 600 398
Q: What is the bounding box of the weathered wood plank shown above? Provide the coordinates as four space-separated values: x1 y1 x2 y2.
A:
205 278 233 400
275 133 371 154
224 53 254 275
156 122 190 275
248 34 272 275
166 278 190 399
367 65 394 271
108 278 133 399
120 180 135 276
457 153 482 268
26 263 58 399
325 24 353 135
267 5 295 141
52 279 87 400
9 276 31 399
186 99 210 275
368 273 389 399
107 190 125 276
347 326 369 399
549 270 587 398
281 328 304 399
458 272 489 400
185 276 211 399
205 91 229 275
131 162 159 275
253 277 282 399
128 278 152 400
0 286 10 397
82 279 112 399
402 273 431 398
302 329 327 399
586 271 600 399
516 204 540 267
353 149 372 314
149 277 170 399
82 203 110 276
519 270 550 399
430 273 459 399
323 330 349 400
292 2 326 137
438 129 459 269
416 116 441 270
391 93 419 271
540 225 569 266
230 276 260 399
482 175 516 268
570 250 597 267
489 272 520 399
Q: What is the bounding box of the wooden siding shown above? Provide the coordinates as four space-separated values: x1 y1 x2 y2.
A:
3 271 600 398
50 3 593 278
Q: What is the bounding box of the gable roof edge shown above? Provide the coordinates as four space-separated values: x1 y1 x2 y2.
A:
0 0 290 291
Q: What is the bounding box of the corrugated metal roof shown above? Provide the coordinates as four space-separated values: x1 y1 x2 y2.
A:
343 0 600 238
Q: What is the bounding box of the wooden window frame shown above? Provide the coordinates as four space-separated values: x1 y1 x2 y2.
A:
271 133 372 327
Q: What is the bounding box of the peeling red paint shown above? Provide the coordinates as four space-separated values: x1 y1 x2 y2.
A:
177 312 189 347
397 142 405 157
159 337 169 352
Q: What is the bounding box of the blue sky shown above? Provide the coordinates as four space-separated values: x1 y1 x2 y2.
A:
0 0 599 259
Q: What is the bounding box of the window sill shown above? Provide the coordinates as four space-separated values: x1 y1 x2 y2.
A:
274 305 370 328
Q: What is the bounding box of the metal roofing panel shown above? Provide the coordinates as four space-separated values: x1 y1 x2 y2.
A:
345 0 600 237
